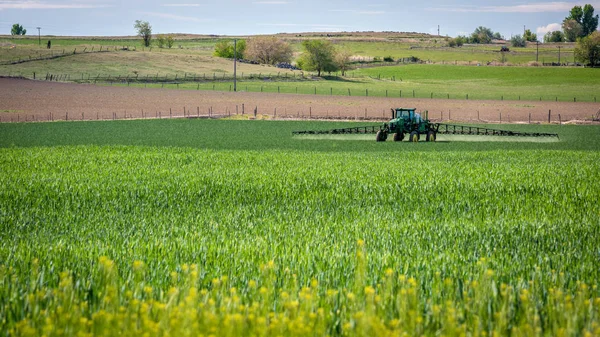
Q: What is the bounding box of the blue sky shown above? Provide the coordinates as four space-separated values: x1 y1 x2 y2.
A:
1 1 599 39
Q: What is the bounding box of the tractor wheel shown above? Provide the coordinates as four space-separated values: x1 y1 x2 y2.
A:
426 131 436 142
409 131 419 143
376 130 386 142
393 132 404 142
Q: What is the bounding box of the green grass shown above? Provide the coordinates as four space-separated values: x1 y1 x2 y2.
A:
0 119 597 151
1 119 599 336
333 41 575 64
98 63 600 102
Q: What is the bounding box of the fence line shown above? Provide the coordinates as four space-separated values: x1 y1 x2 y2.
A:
2 72 597 103
0 46 132 66
0 105 581 126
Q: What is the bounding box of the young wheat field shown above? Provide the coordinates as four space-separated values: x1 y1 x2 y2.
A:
1 120 599 337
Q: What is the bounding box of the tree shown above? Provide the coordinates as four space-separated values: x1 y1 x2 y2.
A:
575 31 600 66
567 5 584 23
134 20 152 47
563 19 583 42
510 35 526 47
544 31 565 43
156 35 166 48
582 4 599 36
524 29 538 42
563 4 598 40
493 32 504 40
213 40 246 59
11 23 26 36
297 40 338 76
166 35 174 49
470 26 494 44
335 50 352 76
245 37 292 65
448 36 465 47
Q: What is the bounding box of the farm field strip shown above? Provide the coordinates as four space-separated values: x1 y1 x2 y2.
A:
1 129 600 335
3 62 599 103
2 78 598 125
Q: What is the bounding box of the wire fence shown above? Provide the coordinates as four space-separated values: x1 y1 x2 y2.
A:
0 46 132 66
2 73 598 103
0 103 581 126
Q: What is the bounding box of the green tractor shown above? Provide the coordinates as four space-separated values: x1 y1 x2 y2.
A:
292 107 559 141
376 108 437 142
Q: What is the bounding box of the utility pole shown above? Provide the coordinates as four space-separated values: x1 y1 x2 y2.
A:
558 46 561 64
36 27 41 46
536 41 539 62
233 39 237 92
437 25 440 36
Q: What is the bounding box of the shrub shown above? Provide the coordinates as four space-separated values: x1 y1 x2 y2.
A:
511 35 526 47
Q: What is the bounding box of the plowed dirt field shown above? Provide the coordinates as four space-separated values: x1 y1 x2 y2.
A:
1 78 598 123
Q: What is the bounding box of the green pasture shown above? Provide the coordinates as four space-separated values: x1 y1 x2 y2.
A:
94 63 600 102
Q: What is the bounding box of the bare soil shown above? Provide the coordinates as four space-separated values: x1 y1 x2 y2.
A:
1 78 598 123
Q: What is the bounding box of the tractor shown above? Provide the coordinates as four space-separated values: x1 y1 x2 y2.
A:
292 107 558 141
376 108 437 142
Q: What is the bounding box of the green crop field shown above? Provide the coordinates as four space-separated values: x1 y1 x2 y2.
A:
1 119 599 336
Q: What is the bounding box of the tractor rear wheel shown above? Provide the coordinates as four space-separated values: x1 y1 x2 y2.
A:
376 130 387 142
393 132 404 142
426 131 436 142
409 131 419 142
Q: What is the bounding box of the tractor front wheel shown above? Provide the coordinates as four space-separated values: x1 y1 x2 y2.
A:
393 132 404 142
376 130 387 142
409 131 420 142
426 131 436 142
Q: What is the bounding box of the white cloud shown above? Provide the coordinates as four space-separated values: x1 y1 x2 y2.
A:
427 2 595 13
329 9 385 15
253 1 289 4
162 4 203 7
256 23 347 31
0 0 108 10
537 23 562 35
140 12 210 22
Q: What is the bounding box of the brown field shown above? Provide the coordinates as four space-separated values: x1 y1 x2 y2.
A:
1 78 597 123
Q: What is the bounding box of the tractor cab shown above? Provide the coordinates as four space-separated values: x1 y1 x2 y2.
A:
393 108 421 123
378 107 434 142
390 108 421 131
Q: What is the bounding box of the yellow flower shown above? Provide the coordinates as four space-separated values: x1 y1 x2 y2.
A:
310 279 318 288
133 260 145 271
357 239 365 247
